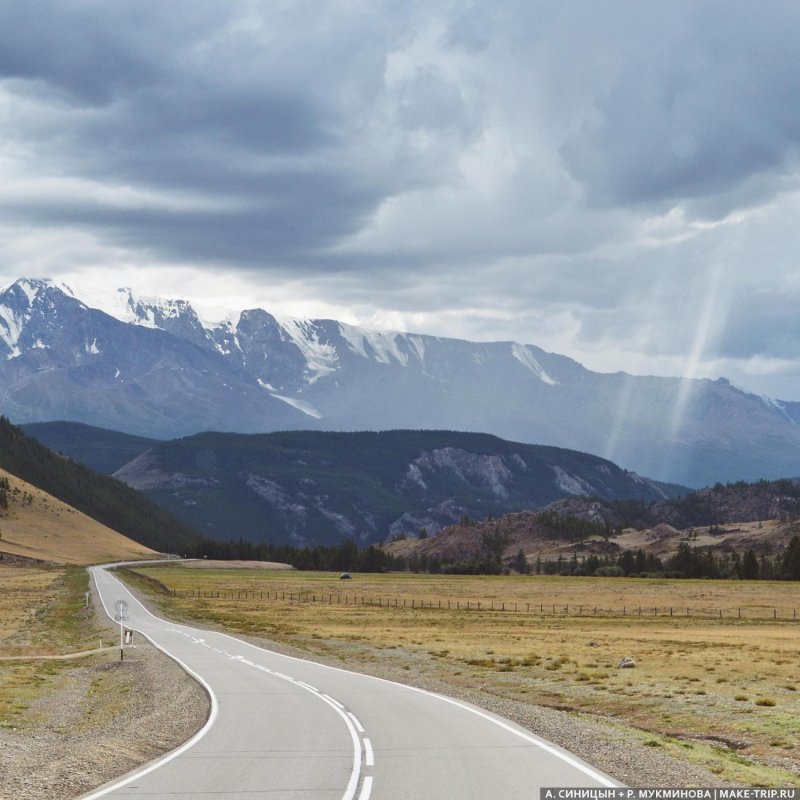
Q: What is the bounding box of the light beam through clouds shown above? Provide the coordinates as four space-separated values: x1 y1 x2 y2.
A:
0 1 800 398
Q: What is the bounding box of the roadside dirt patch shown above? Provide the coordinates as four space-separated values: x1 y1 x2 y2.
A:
0 570 209 800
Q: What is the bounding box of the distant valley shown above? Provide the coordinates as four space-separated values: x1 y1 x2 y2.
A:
3 278 800 487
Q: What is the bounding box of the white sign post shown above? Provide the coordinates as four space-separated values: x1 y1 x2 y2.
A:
114 600 129 661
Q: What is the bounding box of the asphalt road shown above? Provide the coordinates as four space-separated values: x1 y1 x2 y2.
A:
86 564 618 800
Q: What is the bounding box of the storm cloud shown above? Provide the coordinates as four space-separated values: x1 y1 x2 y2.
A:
2 0 800 398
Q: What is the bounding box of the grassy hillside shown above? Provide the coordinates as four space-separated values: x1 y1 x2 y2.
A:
0 468 157 564
0 417 200 554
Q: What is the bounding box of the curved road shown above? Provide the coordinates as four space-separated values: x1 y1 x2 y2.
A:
86 564 618 799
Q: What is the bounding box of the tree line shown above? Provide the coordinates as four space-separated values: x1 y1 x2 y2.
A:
190 537 404 573
531 539 800 580
191 533 800 580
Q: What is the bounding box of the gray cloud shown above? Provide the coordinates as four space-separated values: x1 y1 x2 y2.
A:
561 2 800 212
2 1 800 397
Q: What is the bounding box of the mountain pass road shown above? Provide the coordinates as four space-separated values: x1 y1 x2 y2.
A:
85 564 618 799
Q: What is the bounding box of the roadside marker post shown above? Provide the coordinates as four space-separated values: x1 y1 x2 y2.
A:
114 599 129 661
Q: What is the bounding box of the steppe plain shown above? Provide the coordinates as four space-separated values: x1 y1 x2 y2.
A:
127 565 800 786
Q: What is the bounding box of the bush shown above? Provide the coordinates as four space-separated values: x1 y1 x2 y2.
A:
594 565 625 577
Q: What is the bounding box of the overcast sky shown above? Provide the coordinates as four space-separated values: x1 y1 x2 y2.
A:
2 1 800 398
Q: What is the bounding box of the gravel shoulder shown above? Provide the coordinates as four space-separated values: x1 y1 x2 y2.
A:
0 574 209 800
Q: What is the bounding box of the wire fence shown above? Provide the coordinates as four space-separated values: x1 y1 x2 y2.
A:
168 587 800 622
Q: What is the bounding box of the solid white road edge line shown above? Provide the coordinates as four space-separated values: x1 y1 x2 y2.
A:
323 693 345 709
102 562 618 788
357 775 373 800
348 712 366 733
90 565 363 800
79 568 220 800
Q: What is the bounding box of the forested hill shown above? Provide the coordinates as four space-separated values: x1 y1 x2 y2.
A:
22 421 157 474
108 428 682 546
0 417 200 553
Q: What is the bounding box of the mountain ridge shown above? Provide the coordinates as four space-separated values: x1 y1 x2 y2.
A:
3 277 800 486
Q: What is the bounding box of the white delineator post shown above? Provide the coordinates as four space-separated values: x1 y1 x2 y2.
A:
114 599 129 662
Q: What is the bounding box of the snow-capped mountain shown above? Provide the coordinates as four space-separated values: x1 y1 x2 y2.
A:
2 277 799 487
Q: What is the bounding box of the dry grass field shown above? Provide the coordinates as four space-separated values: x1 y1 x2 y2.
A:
0 565 106 726
0 467 158 565
131 566 800 786
0 470 158 732
0 562 211 800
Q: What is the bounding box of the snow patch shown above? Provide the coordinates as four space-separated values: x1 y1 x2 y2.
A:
339 323 410 365
0 305 25 358
511 343 557 385
70 284 197 330
86 338 101 354
270 392 323 419
276 317 338 383
760 395 796 425
11 278 74 306
407 334 426 364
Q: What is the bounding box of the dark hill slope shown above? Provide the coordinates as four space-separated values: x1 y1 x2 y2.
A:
22 421 157 474
111 429 684 546
0 417 200 553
